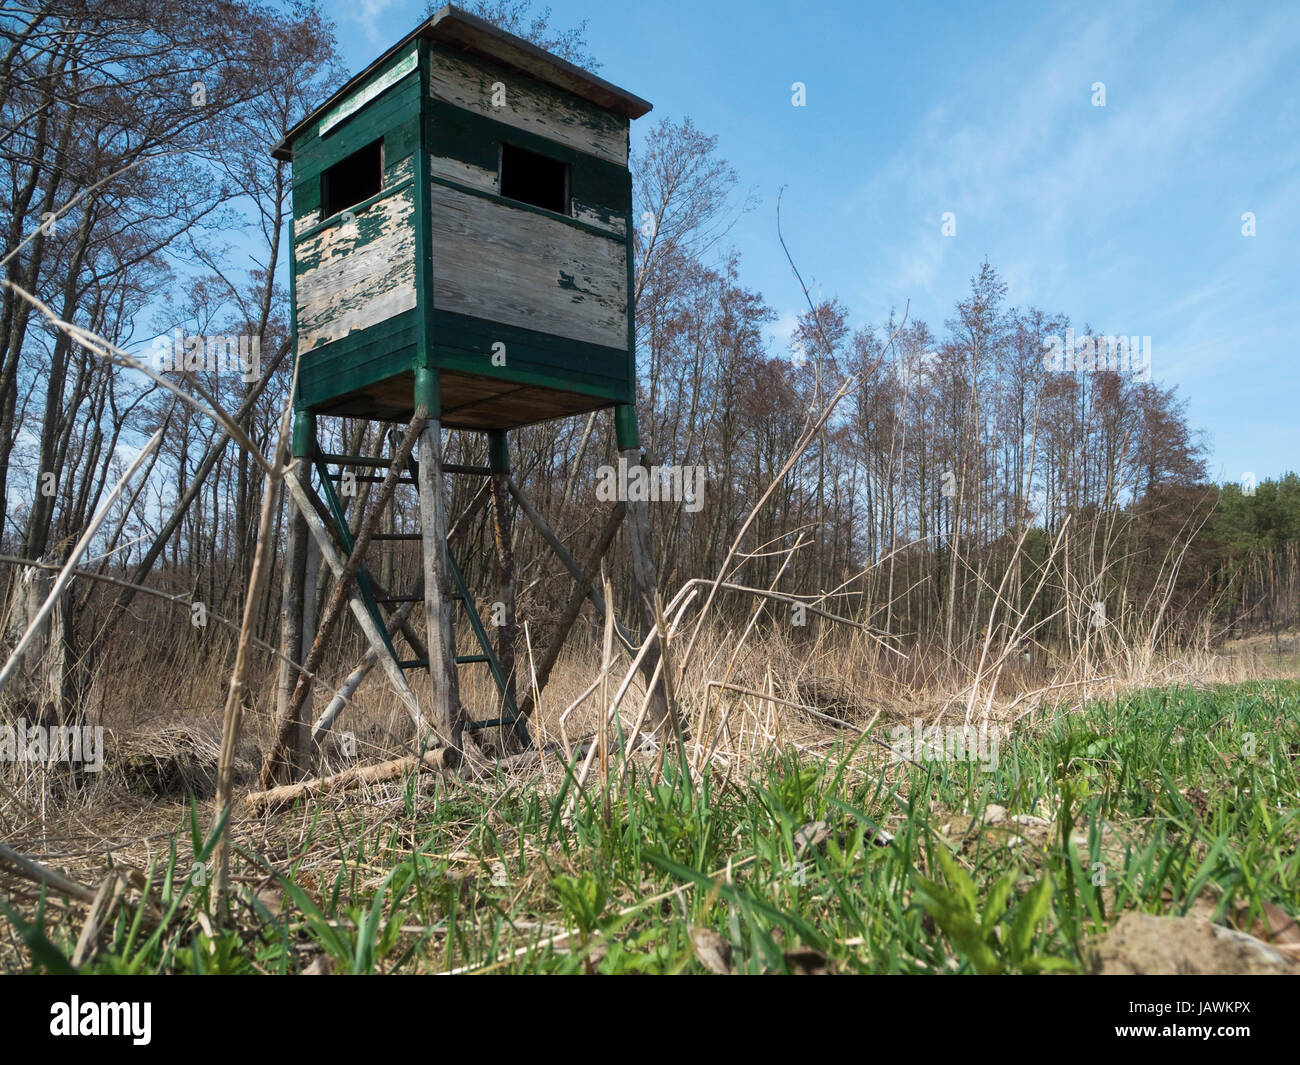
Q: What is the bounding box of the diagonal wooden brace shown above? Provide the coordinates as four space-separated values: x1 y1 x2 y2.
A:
517 501 625 719
282 466 438 755
506 475 635 652
261 412 429 785
307 481 491 752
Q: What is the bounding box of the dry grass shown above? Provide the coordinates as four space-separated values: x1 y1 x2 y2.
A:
6 611 1295 859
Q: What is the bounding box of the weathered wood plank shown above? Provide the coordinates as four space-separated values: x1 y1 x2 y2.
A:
295 186 417 352
427 44 628 165
294 209 321 238
293 151 412 242
426 154 625 237
429 183 627 350
428 153 496 193
319 48 417 135
571 198 627 238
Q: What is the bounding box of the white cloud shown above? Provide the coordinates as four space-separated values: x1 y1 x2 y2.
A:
767 308 800 352
339 0 403 45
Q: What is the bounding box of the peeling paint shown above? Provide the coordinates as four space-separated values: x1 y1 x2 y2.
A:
429 183 627 350
428 46 627 165
295 186 417 351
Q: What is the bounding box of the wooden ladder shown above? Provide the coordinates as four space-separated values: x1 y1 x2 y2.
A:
309 442 531 750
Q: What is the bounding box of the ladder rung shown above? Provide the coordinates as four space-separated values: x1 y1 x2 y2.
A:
376 593 462 602
320 452 392 469
326 455 487 476
331 473 416 485
401 655 492 668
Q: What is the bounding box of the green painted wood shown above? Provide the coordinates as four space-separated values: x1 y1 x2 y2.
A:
426 40 626 161
614 404 640 451
445 550 529 747
311 448 399 663
426 173 623 243
319 47 417 134
296 314 631 414
291 107 422 226
427 98 629 216
287 34 636 427
415 39 437 381
296 311 420 409
293 53 424 175
294 102 421 197
292 177 414 247
624 205 636 398
432 311 632 400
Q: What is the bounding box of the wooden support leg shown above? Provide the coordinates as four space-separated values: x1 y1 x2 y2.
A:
380 427 397 593
299 530 321 768
415 369 465 754
274 508 309 778
615 406 671 735
487 431 519 744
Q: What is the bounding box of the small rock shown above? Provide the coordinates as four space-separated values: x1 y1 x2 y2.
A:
794 820 830 856
690 927 732 975
1092 912 1298 975
984 803 1007 825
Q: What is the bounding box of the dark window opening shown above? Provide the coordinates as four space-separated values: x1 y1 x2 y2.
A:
322 140 383 218
499 143 569 214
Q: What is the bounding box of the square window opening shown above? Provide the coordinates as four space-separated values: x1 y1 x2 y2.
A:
322 140 383 218
499 143 569 215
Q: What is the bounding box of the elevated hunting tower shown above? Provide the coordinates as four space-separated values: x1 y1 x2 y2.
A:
263 6 664 781
273 3 648 432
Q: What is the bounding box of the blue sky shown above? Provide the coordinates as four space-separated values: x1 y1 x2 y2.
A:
330 0 1299 483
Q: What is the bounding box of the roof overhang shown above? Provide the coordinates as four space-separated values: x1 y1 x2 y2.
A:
271 4 652 161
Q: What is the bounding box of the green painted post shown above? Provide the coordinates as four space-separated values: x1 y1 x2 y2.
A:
487 429 509 474
292 410 315 459
614 404 640 452
413 364 439 417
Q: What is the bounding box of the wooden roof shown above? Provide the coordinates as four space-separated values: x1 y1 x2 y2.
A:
271 4 652 161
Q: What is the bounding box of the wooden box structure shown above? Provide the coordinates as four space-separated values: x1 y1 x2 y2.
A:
273 4 650 432
261 7 666 782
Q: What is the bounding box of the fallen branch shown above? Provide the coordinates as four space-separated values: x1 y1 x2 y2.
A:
243 748 459 815
0 840 98 905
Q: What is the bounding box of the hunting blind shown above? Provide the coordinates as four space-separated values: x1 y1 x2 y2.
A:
262 6 666 782
272 3 649 430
